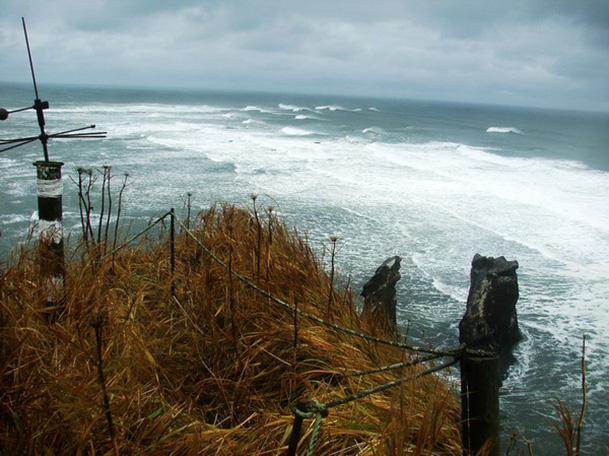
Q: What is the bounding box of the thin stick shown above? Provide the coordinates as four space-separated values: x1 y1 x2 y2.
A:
575 335 587 456
76 170 87 241
251 194 262 284
326 236 338 319
104 166 112 244
93 320 119 456
170 208 176 296
85 170 95 241
97 167 107 245
266 206 273 283
186 192 192 230
112 173 129 251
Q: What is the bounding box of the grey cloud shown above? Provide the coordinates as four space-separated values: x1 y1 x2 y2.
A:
0 0 607 111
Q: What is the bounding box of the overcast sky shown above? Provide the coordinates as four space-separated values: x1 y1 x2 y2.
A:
1 1 608 112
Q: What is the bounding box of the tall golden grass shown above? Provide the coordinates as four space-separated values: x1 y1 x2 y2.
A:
0 204 464 455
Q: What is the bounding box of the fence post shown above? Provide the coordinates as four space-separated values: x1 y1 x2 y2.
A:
460 349 500 456
286 411 305 456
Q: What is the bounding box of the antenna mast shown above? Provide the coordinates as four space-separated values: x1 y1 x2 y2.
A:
0 18 107 297
0 17 106 159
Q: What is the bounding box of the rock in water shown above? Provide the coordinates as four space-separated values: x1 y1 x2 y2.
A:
362 256 402 331
459 254 522 355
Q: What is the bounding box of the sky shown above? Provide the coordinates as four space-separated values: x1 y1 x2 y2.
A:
1 0 608 112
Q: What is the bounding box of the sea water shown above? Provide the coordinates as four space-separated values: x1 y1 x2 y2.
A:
1 82 608 453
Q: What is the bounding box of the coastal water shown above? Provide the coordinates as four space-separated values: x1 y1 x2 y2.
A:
1 83 608 453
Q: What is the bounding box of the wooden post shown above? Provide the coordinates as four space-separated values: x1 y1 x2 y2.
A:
285 412 305 456
460 350 500 456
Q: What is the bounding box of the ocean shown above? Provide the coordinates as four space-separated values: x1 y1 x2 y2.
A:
1 82 608 453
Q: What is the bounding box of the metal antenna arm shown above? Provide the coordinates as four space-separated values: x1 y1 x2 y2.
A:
0 138 39 154
22 17 40 100
22 17 50 161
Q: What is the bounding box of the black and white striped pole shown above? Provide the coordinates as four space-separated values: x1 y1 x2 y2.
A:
0 18 105 287
33 160 65 279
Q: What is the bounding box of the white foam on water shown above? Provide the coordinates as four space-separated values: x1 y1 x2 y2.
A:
0 214 30 225
5 181 32 198
362 126 388 135
241 105 270 113
0 157 21 170
315 105 347 112
486 126 523 134
281 127 317 136
52 103 225 116
278 103 315 113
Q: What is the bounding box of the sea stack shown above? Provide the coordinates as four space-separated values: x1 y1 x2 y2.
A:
362 256 402 332
459 254 522 357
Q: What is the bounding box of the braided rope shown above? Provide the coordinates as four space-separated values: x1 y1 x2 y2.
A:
350 352 445 377
323 357 459 411
101 210 172 260
289 357 458 456
101 212 492 358
306 412 324 456
173 216 467 357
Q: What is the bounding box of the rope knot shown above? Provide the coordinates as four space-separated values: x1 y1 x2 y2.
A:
292 399 328 419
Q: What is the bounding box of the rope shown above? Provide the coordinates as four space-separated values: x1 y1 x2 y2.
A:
306 412 323 456
96 211 492 359
173 216 469 357
350 352 445 377
290 400 328 456
100 211 172 260
289 357 459 456
322 357 459 411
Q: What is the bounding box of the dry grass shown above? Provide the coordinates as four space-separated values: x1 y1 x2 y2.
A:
0 204 462 455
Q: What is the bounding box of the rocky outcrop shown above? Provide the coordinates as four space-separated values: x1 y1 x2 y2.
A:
361 256 402 330
459 254 522 356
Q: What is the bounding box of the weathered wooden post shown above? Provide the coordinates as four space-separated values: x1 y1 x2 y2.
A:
460 349 500 456
286 409 305 456
34 160 65 290
459 254 521 456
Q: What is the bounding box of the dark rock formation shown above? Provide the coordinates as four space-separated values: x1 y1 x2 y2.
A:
361 256 402 330
459 254 522 357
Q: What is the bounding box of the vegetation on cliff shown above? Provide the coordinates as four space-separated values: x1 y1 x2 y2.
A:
0 203 463 455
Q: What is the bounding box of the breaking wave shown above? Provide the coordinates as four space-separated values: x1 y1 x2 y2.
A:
486 126 523 134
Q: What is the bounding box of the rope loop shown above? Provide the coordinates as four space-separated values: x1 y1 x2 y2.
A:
290 400 327 456
292 400 328 419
